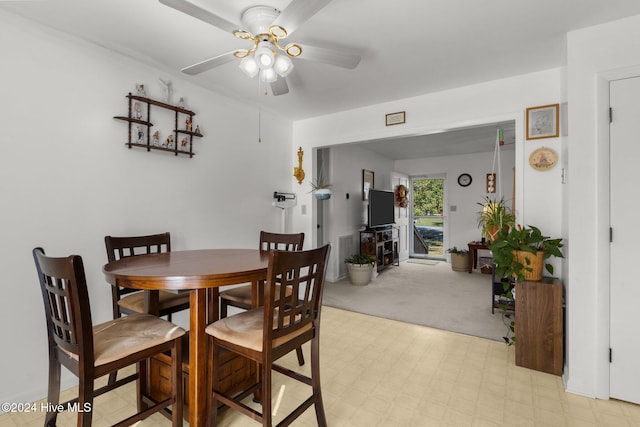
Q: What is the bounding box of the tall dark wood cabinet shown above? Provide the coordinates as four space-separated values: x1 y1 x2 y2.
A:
515 277 564 376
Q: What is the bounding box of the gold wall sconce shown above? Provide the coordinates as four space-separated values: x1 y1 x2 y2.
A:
293 147 305 185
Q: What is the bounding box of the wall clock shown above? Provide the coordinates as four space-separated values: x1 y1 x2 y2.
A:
529 147 558 171
457 173 472 187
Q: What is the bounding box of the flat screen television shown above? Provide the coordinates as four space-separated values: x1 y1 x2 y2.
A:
368 189 395 228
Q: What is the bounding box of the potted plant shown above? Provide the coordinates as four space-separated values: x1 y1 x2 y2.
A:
344 253 376 285
447 247 469 272
477 196 516 242
490 224 564 283
310 180 332 200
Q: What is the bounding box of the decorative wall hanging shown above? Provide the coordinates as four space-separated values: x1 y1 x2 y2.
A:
486 173 496 193
293 147 305 184
395 184 408 207
529 147 558 171
489 129 502 196
114 91 203 158
362 169 374 200
526 104 559 140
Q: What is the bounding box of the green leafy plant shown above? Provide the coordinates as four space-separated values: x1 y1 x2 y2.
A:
344 253 376 265
490 224 564 283
446 246 469 255
310 180 332 191
477 197 516 241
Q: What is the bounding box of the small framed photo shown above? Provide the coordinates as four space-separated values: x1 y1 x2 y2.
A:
362 169 374 201
526 104 559 140
385 111 406 126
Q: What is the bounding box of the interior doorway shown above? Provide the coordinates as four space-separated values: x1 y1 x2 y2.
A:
410 175 445 260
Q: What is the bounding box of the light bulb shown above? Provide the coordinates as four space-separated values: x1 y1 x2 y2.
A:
238 56 259 78
274 54 294 77
255 42 275 69
259 68 277 83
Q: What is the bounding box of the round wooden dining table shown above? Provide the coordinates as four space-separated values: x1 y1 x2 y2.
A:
103 248 269 427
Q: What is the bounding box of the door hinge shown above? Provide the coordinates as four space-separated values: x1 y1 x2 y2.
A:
609 107 613 123
610 348 613 363
610 227 613 243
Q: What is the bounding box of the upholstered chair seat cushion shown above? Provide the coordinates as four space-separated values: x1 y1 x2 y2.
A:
62 314 185 366
117 290 190 314
220 284 291 306
205 308 310 352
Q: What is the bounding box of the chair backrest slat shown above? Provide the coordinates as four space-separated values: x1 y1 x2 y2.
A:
259 231 304 253
264 245 330 344
105 232 171 318
105 232 171 262
33 248 93 362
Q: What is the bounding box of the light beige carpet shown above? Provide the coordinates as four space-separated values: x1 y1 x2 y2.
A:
322 259 511 342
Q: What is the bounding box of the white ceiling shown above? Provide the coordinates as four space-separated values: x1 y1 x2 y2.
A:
3 0 640 157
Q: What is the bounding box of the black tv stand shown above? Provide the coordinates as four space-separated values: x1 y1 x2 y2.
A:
360 226 399 272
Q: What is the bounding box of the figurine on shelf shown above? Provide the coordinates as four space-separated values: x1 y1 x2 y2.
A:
177 97 185 109
135 84 146 97
133 102 143 120
136 126 145 144
165 134 174 148
194 124 201 135
180 137 188 148
152 130 160 146
185 118 192 132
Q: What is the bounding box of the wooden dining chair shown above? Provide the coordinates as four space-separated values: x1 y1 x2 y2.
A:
219 231 306 366
105 232 190 320
33 247 185 427
206 244 330 427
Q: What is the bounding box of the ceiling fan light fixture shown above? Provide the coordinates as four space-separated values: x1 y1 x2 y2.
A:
233 30 253 40
259 68 278 83
285 43 302 57
239 56 259 78
274 54 294 77
255 42 275 69
269 25 287 39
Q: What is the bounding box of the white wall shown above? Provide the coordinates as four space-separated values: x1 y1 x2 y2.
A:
322 144 394 281
292 68 565 288
395 149 516 254
566 13 640 399
0 11 294 403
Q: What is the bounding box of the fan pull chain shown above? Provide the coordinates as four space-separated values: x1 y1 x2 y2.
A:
258 110 262 143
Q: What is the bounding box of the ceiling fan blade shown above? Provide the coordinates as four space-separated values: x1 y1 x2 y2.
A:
159 0 239 33
270 78 289 96
272 0 333 35
181 51 236 75
297 43 361 69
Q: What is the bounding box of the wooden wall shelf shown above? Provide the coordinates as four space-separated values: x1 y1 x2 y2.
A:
114 93 202 158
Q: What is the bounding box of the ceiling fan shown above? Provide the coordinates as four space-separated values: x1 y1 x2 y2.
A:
159 0 361 96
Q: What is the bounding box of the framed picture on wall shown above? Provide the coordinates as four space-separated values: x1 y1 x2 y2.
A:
362 169 374 201
526 104 559 140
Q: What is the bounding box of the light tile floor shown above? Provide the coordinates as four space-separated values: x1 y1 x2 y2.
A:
3 306 640 426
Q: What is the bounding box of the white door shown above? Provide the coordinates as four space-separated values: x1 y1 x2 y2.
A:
391 172 410 261
610 76 640 404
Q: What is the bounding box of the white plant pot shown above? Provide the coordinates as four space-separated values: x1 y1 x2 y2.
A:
314 188 332 200
346 263 374 286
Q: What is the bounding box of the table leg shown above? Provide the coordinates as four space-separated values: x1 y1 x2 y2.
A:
189 288 207 427
468 246 474 273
